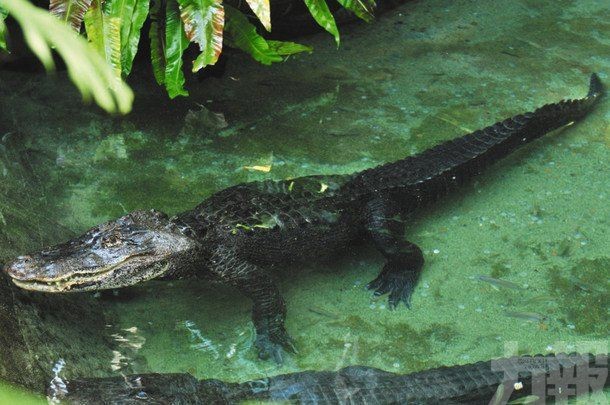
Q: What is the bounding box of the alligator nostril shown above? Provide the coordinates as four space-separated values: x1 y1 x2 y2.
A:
4 261 22 277
4 256 34 280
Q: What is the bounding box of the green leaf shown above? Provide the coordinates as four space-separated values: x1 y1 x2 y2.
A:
303 0 339 45
164 0 189 98
84 0 122 78
177 0 224 72
335 0 375 22
106 0 150 76
49 0 93 32
0 7 8 52
267 40 312 55
149 0 166 85
224 7 310 64
245 0 270 32
0 0 133 113
224 5 281 65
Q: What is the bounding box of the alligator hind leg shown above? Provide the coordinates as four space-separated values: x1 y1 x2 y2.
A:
209 245 295 363
365 196 424 309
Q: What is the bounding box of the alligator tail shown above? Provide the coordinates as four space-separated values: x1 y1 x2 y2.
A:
531 73 603 130
392 352 610 404
343 74 604 202
588 72 605 98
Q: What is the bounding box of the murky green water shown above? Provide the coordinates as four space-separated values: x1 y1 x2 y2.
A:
1 0 609 403
0 381 44 404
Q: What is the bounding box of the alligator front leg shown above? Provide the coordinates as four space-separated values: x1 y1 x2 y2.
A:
365 196 424 309
209 245 295 363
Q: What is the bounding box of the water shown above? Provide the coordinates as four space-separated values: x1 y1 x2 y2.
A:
0 0 609 402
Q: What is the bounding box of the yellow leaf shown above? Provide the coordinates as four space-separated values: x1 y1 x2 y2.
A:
245 0 270 32
243 165 272 172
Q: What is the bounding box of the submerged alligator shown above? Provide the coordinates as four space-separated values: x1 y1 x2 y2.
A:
56 353 610 404
4 74 604 363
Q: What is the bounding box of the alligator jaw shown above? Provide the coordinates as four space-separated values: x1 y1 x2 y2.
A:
8 259 171 293
12 278 77 292
10 264 120 292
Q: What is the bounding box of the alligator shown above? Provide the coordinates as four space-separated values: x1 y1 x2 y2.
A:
4 74 604 363
55 353 610 404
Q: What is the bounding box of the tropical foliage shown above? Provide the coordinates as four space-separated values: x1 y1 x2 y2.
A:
0 0 133 113
0 0 376 111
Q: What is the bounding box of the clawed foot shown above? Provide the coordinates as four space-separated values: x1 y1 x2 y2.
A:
255 327 297 364
366 261 419 309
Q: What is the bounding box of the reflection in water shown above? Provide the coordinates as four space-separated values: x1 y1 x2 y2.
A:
177 318 258 365
181 320 220 359
108 326 146 373
47 358 67 404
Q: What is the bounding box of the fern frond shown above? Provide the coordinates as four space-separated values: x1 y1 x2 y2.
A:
0 7 7 51
49 0 92 32
336 0 375 22
84 0 122 78
303 0 339 45
177 0 224 72
164 0 189 97
105 0 150 75
149 0 166 84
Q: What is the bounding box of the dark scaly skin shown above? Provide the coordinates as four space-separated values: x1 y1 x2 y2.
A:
56 353 610 404
4 74 604 362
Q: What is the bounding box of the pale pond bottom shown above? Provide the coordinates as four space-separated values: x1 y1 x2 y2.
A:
0 0 608 403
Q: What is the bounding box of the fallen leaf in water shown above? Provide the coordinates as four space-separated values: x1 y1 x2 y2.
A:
244 165 272 172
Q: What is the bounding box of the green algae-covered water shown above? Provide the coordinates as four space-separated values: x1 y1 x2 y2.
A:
0 0 609 403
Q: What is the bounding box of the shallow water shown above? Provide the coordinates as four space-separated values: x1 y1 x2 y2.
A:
0 0 609 402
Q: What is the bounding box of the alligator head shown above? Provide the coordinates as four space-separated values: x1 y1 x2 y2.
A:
3 210 199 292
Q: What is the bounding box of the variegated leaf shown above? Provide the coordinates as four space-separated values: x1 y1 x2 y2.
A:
177 0 224 72
245 0 270 32
303 0 339 45
49 0 93 32
106 0 150 76
164 0 189 97
84 0 122 78
149 0 166 85
335 0 375 22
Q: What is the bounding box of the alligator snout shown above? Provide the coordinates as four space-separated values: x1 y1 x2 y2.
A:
3 255 37 280
4 254 64 282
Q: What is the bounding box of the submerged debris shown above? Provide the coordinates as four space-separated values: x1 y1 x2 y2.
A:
181 105 228 137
